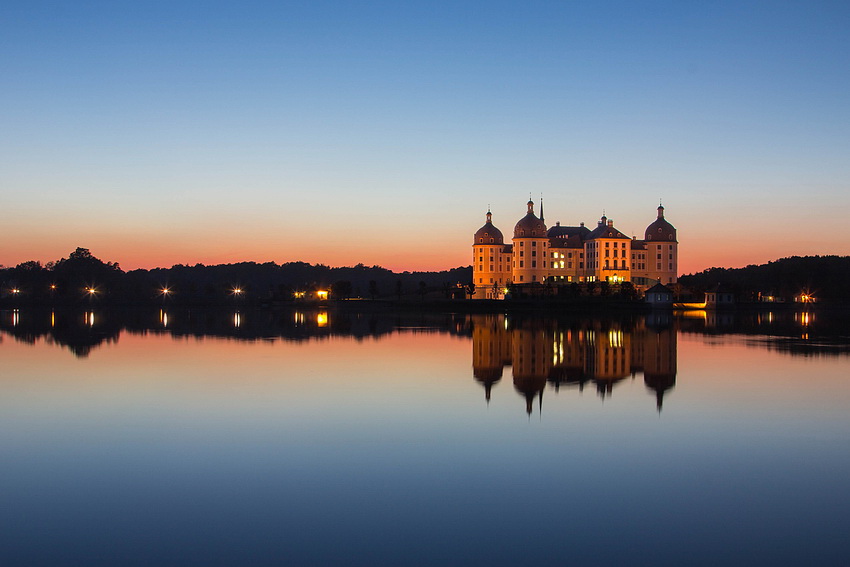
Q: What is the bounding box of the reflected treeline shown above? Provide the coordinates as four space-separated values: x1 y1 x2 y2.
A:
0 308 472 358
472 313 678 414
677 308 850 356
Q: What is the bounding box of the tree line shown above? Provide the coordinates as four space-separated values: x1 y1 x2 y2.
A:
678 255 850 302
0 247 473 306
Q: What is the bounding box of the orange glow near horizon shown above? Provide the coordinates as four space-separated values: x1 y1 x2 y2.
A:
1 213 843 275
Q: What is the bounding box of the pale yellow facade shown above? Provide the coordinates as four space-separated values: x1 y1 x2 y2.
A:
472 201 678 298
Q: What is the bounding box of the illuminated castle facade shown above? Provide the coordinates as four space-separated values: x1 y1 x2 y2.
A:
472 200 678 299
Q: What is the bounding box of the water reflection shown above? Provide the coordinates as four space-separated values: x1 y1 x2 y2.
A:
472 314 677 413
0 308 470 358
1 307 848 366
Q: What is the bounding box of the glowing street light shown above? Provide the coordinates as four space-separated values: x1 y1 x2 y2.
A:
160 286 172 297
232 287 244 296
10 288 20 295
85 287 98 296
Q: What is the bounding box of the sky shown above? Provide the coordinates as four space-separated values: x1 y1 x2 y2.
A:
2 1 849 274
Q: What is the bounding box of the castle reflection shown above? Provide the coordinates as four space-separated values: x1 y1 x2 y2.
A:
472 314 677 413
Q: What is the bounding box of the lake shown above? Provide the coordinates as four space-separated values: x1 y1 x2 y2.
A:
1 307 849 566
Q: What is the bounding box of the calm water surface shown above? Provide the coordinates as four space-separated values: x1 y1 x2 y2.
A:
1 308 849 566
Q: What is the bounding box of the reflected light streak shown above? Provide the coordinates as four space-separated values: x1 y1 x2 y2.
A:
159 310 169 328
294 312 305 325
12 309 20 327
233 311 242 328
85 312 95 327
317 312 328 327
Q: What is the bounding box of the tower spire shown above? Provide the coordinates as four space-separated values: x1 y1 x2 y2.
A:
539 194 544 222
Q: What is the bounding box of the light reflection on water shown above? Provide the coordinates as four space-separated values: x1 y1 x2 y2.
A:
0 308 848 566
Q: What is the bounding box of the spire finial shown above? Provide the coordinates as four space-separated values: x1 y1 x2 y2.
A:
539 194 545 222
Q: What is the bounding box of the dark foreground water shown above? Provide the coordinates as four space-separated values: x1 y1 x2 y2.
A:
1 307 849 566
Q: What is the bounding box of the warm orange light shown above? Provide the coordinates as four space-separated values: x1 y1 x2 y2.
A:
317 312 328 327
294 291 306 299
232 287 243 295
316 290 329 300
160 287 171 296
86 287 97 295
11 288 20 294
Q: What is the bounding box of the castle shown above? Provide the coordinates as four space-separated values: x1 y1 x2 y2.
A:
472 200 678 299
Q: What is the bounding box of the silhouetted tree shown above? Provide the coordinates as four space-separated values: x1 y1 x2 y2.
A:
332 280 353 299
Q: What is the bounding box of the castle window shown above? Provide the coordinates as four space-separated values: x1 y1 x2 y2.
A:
532 261 537 268
479 238 483 243
532 251 537 257
490 238 494 243
519 276 524 282
519 261 524 268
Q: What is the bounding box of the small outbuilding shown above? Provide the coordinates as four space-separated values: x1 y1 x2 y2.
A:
705 284 736 309
645 282 673 308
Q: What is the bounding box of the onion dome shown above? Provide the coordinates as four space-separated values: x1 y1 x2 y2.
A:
513 200 547 238
474 210 504 245
645 205 677 242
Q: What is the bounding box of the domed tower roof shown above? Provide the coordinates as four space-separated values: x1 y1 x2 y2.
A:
645 204 677 242
474 210 504 245
513 200 547 238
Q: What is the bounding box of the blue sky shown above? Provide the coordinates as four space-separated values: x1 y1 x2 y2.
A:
2 1 849 271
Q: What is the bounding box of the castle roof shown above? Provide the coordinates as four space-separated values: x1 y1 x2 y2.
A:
474 211 504 245
513 200 547 239
547 222 591 240
587 215 631 240
645 205 677 242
